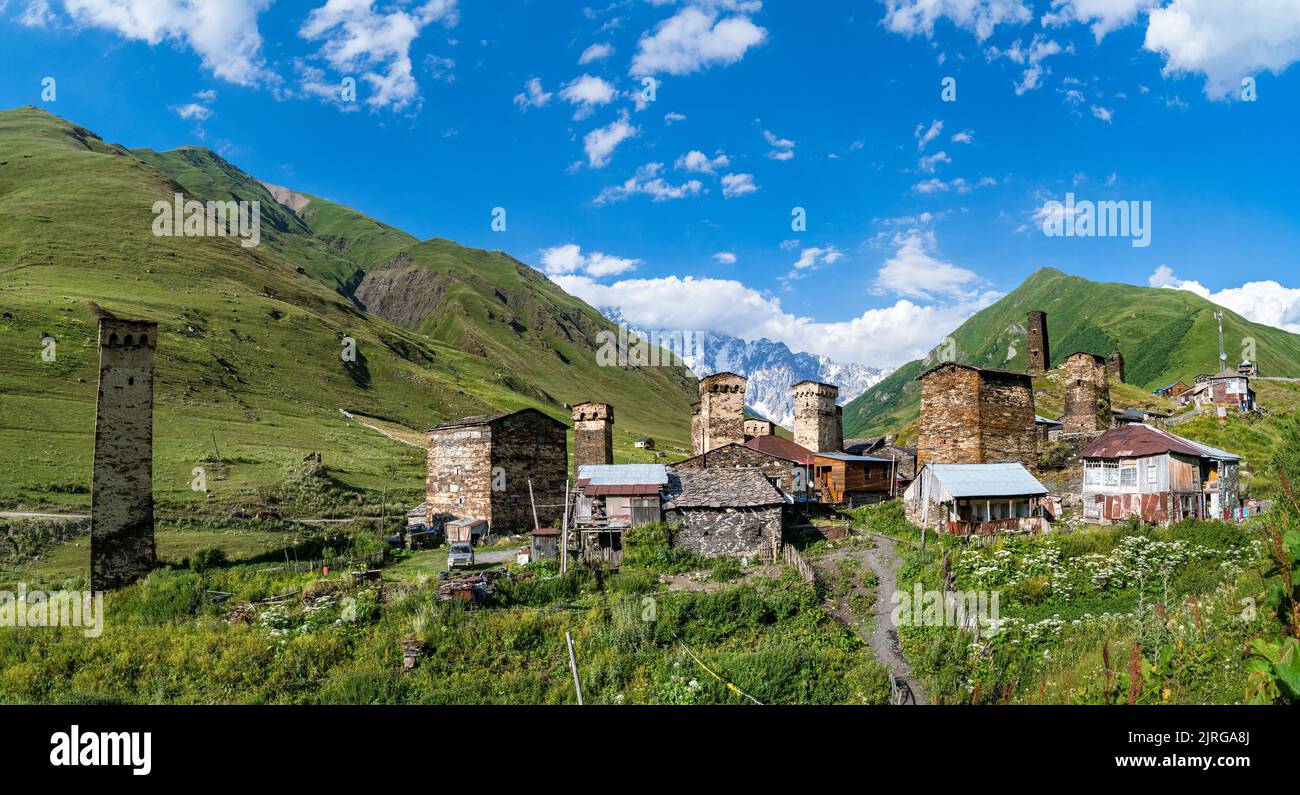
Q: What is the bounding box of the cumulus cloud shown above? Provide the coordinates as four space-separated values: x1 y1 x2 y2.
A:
583 111 639 168
675 149 730 174
299 0 460 110
784 246 843 282
60 0 275 86
540 243 639 278
713 252 737 264
559 74 617 119
1144 0 1300 100
631 5 768 76
594 162 703 205
875 230 985 300
1090 103 1113 122
918 150 951 173
1042 0 1156 41
911 175 997 193
914 119 943 150
1149 265 1300 333
883 0 1032 41
762 128 795 160
513 77 552 110
170 101 212 121
551 272 999 367
720 172 758 198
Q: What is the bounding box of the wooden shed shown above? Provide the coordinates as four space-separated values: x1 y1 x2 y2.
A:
811 452 894 506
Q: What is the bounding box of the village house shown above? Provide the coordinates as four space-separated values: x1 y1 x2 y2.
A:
1111 407 1172 427
1237 359 1259 378
904 463 1050 537
673 440 811 501
1180 369 1256 413
811 452 894 506
1078 424 1243 524
1154 380 1190 399
843 436 918 492
634 437 655 449
425 408 568 534
1035 415 1063 443
662 468 786 558
573 463 668 566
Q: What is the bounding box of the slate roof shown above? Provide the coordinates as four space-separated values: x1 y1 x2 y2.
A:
915 361 1033 382
428 407 566 432
1078 424 1241 461
664 468 786 509
925 463 1048 498
842 437 884 455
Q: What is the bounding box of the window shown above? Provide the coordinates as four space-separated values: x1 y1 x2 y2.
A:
1121 465 1137 487
1145 459 1159 489
1084 460 1120 487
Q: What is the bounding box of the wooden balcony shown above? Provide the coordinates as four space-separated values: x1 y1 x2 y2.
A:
945 517 1041 537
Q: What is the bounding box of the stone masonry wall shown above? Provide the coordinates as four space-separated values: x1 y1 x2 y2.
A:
1107 351 1125 383
426 425 493 526
1063 353 1111 434
1027 310 1049 373
489 411 568 532
917 365 983 466
793 381 839 453
744 418 776 438
978 371 1037 467
668 505 782 557
572 402 613 481
91 318 158 591
673 444 797 495
699 373 746 453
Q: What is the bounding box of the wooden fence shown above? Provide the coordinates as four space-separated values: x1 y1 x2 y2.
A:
754 543 816 584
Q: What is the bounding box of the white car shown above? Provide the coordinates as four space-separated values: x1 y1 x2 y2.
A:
447 543 475 569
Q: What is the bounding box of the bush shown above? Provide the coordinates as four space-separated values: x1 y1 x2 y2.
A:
189 547 228 572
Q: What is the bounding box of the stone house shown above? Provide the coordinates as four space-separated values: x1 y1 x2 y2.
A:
673 439 812 501
425 408 567 534
1078 424 1242 524
663 468 785 558
915 362 1037 470
904 463 1049 536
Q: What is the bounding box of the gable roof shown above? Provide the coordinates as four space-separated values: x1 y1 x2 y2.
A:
925 463 1048 498
428 407 566 432
1078 424 1241 461
745 435 816 465
915 361 1033 383
664 468 786 509
815 451 894 463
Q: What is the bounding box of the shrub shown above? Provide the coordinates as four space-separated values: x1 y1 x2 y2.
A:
189 547 228 572
710 556 743 582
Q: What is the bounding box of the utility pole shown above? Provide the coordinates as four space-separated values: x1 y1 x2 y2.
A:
565 631 584 705
1215 311 1227 372
560 478 570 575
527 478 540 531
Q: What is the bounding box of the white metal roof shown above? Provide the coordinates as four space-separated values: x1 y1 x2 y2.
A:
577 463 669 485
926 463 1048 498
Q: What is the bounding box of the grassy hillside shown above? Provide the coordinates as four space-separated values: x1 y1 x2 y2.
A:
844 267 1300 438
0 106 694 527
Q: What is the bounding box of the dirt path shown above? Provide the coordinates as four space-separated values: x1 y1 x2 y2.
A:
812 533 927 705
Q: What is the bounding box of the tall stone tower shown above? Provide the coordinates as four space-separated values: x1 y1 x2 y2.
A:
792 380 841 453
698 373 746 454
916 363 1037 468
571 402 614 479
1027 310 1050 373
91 317 158 591
690 401 703 456
1106 350 1125 383
1063 352 1111 434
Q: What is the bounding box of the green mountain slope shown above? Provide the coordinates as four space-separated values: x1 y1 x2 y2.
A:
843 267 1300 438
0 106 694 515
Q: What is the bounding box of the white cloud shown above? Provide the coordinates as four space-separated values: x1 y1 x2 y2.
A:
918 150 951 172
875 230 984 300
513 77 552 110
583 111 639 168
631 5 768 76
914 119 943 150
170 102 212 121
883 0 1032 41
720 172 758 198
61 0 274 86
784 245 843 282
762 128 795 160
594 162 703 204
1144 0 1300 100
911 176 996 193
987 34 1068 94
552 272 999 367
1090 103 1114 122
1148 265 1300 333
951 128 974 143
17 0 54 27
713 252 737 264
578 42 614 64
675 149 730 174
664 111 687 124
559 74 617 119
1042 0 1156 41
299 0 460 110
541 243 639 278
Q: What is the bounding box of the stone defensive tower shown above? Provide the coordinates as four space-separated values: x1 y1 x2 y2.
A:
91 317 158 591
744 418 776 438
571 402 614 480
916 363 1037 468
792 380 841 453
690 401 703 456
1027 310 1050 373
697 373 746 454
1106 350 1125 383
1063 352 1111 434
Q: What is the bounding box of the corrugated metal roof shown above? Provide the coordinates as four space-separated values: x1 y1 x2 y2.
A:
1078 424 1241 461
577 463 669 486
927 463 1048 498
815 452 893 463
1034 415 1062 426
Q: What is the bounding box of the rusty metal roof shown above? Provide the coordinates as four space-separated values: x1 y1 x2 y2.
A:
1079 424 1241 461
744 435 815 465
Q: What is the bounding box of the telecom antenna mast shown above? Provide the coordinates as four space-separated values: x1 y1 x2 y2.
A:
1214 311 1227 370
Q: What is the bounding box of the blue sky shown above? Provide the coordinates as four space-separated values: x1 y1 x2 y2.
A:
2 0 1298 368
